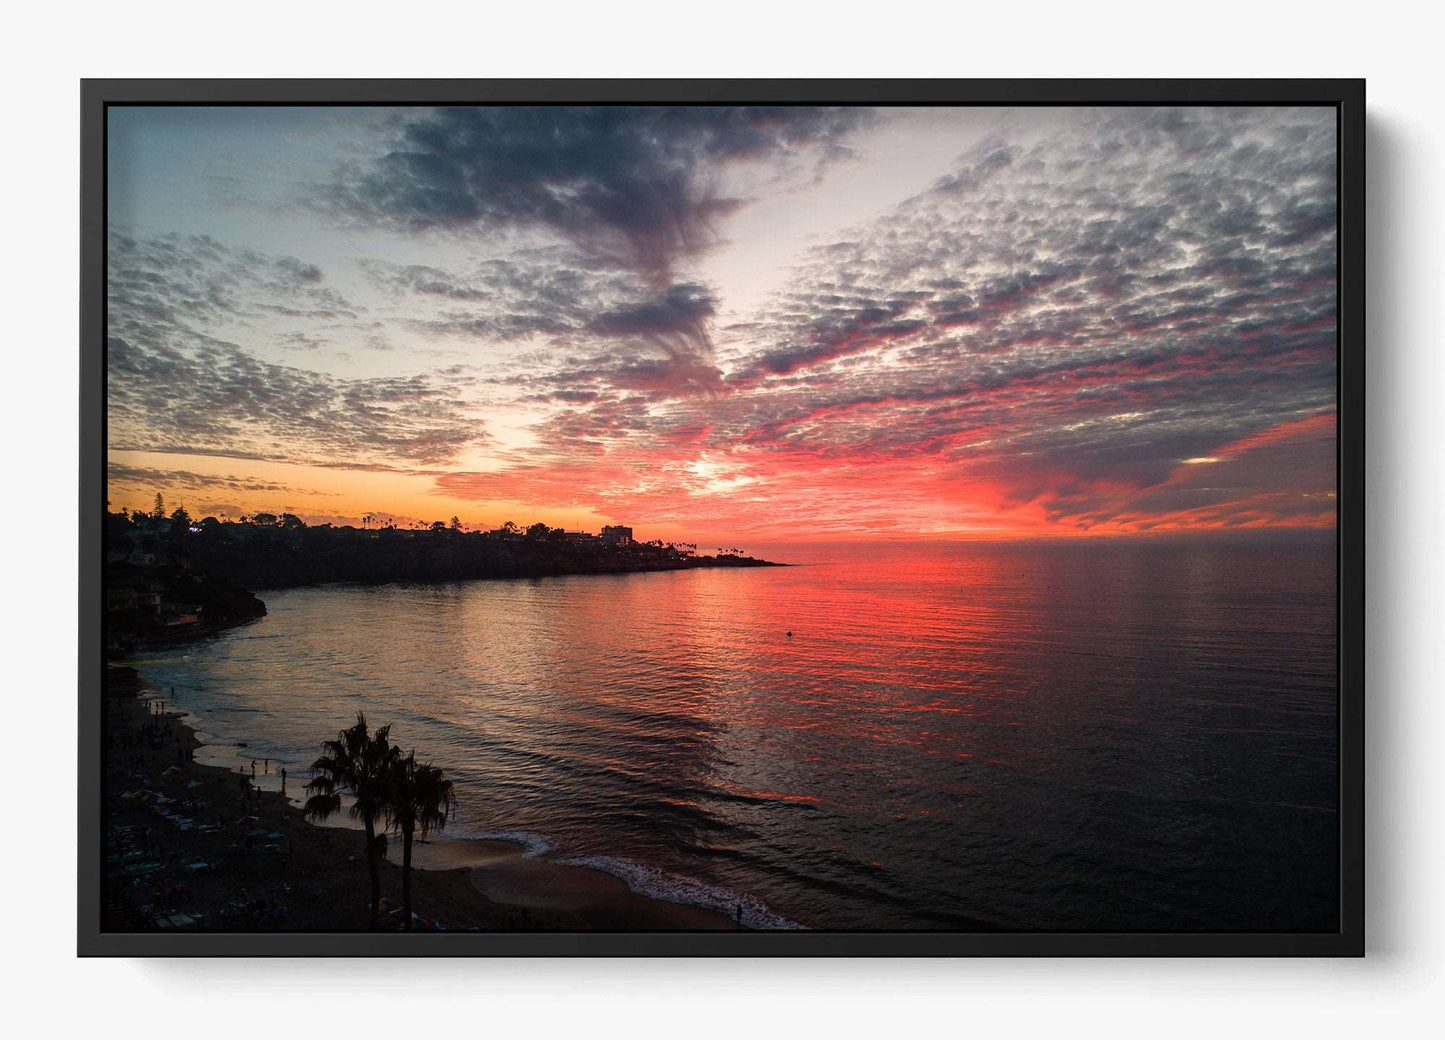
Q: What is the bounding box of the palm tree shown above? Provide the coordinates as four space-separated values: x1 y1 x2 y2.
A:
303 712 398 930
385 751 455 931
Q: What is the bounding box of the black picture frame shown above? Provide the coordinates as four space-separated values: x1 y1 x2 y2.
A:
79 77 1365 957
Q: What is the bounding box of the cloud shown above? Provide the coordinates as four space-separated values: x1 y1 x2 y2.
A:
109 107 1339 538
588 281 715 346
443 107 1337 536
276 331 327 351
107 230 488 468
320 106 874 280
106 463 341 502
194 503 245 518
107 230 360 344
108 335 486 467
361 253 726 398
1023 413 1339 531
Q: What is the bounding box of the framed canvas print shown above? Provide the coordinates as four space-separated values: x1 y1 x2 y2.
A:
79 79 1364 956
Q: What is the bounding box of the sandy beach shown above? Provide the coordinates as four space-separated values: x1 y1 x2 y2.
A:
102 666 738 932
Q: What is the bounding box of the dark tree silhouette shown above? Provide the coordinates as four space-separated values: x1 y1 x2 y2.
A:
385 752 456 931
303 713 399 930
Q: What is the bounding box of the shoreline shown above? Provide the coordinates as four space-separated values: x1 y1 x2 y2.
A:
179 520 789 594
103 666 742 932
244 554 790 593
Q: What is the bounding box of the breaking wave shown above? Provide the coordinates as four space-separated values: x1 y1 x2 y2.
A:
464 830 556 859
562 853 806 930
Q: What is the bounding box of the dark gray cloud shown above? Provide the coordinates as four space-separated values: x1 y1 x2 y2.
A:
107 230 487 467
321 106 873 279
108 333 486 466
107 463 337 498
361 253 725 398
107 230 360 345
360 253 631 342
588 281 716 350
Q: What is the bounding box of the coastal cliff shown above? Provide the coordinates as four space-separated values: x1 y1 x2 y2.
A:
105 510 782 654
184 524 783 589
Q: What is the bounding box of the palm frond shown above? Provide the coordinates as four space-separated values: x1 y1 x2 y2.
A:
303 792 342 822
304 711 401 825
384 753 456 838
413 762 455 838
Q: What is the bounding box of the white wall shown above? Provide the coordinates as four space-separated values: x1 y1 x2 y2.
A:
3 3 1440 1036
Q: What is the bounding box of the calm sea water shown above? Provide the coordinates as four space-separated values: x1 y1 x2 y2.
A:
135 536 1338 931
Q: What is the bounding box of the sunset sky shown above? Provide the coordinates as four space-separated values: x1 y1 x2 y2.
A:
106 105 1337 541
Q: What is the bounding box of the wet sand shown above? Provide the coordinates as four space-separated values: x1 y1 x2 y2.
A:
408 839 742 931
102 666 737 932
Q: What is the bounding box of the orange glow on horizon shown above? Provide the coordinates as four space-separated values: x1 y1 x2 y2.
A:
107 408 1336 544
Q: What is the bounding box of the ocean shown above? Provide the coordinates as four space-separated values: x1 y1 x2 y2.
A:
132 535 1339 931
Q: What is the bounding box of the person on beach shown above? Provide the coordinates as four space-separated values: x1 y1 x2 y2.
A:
279 767 286 795
264 758 269 774
251 760 256 777
736 904 743 927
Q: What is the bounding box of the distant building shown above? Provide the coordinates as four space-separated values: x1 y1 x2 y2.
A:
564 530 598 543
163 605 204 628
600 525 633 547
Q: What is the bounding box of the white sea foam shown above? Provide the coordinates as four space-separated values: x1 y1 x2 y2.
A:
562 854 807 930
465 830 555 859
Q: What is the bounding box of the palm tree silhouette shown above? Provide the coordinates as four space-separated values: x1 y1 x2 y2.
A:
386 752 455 931
303 712 398 930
